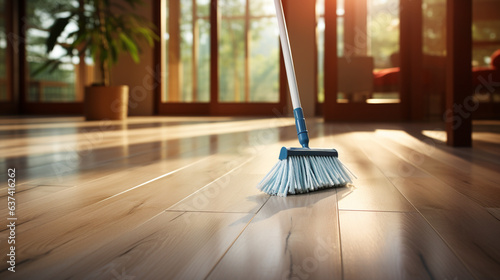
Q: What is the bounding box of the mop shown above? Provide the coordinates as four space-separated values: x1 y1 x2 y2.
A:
257 0 354 196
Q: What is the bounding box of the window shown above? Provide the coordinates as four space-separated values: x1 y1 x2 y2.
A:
218 0 279 103
164 0 210 102
472 1 500 67
368 0 400 70
163 0 280 105
472 0 500 104
335 0 401 104
422 0 446 56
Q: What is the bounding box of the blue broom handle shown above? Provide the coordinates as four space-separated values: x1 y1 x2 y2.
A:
274 0 310 148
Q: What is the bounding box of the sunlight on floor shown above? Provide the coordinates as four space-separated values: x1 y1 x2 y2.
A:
421 130 447 143
0 117 296 157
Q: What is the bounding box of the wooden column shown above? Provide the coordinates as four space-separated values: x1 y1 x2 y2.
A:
410 0 423 121
244 0 250 102
323 0 337 122
210 0 218 107
18 0 27 112
445 0 472 147
192 0 199 102
400 0 423 121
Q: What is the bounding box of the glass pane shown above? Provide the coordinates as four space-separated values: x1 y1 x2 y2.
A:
338 0 400 103
163 1 169 101
368 0 400 103
368 1 400 69
249 17 279 102
197 18 211 102
423 0 446 56
250 0 274 16
0 0 7 101
337 17 344 57
472 20 500 67
219 0 279 103
26 0 83 102
180 0 193 101
219 0 245 102
473 45 500 67
473 20 500 42
164 0 210 102
220 0 245 16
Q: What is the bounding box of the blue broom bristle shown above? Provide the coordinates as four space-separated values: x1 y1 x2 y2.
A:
257 155 354 197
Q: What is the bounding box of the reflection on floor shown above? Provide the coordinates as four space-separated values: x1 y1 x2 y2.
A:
0 116 499 279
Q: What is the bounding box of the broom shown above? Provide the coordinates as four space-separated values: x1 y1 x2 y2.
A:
257 0 354 196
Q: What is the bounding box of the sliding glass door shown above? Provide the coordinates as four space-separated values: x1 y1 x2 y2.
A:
25 0 93 103
158 0 285 115
219 0 279 103
26 0 82 103
0 0 8 102
322 0 412 121
164 0 210 103
20 0 93 114
0 0 16 114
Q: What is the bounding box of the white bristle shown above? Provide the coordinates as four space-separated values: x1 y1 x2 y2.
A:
257 156 354 197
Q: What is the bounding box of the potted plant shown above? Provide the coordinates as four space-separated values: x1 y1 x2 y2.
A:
36 0 157 120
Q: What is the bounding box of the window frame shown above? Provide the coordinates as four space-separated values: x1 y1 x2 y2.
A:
322 0 418 121
0 0 20 114
155 0 287 116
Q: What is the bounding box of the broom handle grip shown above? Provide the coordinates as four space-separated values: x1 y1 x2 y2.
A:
274 0 309 148
274 0 301 109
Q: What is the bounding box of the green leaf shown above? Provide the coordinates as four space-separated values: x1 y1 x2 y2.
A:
31 59 61 77
48 60 63 72
119 33 139 63
46 12 76 53
71 30 89 49
31 61 54 77
41 0 158 70
89 32 100 61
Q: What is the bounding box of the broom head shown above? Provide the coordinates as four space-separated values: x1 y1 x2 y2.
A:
257 147 353 196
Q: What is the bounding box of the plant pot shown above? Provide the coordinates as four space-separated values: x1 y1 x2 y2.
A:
84 85 129 120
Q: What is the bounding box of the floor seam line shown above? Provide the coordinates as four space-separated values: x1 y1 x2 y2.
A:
204 195 271 280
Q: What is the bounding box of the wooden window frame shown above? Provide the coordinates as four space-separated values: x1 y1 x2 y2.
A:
10 0 86 115
154 0 287 116
0 0 17 114
322 0 424 122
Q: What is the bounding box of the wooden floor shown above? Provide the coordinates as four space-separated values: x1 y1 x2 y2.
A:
0 116 499 279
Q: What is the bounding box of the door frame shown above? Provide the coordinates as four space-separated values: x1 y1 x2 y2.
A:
14 0 84 115
154 0 288 116
322 0 424 122
0 0 17 115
